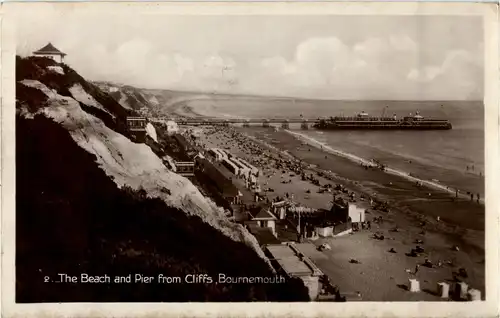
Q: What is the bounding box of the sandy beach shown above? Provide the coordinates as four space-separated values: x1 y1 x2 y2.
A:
195 125 485 301
287 130 485 204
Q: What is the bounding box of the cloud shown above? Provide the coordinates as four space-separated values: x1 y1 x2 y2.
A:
405 49 482 99
62 36 481 100
63 39 239 91
173 54 194 77
249 36 481 100
408 50 479 82
12 7 483 100
16 11 481 100
407 67 441 82
253 36 420 99
389 35 417 51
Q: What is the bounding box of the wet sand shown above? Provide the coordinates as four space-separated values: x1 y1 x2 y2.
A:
288 130 485 202
195 126 485 301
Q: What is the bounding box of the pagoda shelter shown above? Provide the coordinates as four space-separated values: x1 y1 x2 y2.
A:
32 42 67 63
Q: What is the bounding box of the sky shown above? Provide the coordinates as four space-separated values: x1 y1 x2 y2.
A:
14 8 484 100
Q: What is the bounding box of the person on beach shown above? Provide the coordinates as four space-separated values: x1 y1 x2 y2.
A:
470 193 474 201
414 264 420 275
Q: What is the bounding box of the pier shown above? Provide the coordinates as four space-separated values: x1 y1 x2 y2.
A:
151 117 315 129
148 115 451 130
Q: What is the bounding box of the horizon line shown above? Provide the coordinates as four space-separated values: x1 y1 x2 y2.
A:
94 81 483 103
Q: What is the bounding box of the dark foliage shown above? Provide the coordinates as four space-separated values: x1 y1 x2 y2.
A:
155 130 191 162
16 115 309 302
16 82 49 112
16 56 133 135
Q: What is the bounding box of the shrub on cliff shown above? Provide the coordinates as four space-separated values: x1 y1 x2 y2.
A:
16 56 134 135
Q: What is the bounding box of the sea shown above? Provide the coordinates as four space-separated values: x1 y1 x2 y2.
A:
177 98 485 196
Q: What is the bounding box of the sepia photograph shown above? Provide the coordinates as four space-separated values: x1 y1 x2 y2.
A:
1 2 498 317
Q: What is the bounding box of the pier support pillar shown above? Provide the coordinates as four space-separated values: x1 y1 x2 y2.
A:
263 121 270 128
282 123 290 129
243 122 250 127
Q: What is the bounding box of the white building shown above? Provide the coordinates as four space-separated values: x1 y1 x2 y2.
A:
165 120 179 135
348 203 366 223
246 206 277 236
32 43 66 63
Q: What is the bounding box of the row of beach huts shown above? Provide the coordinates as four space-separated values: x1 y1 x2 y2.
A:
207 148 260 181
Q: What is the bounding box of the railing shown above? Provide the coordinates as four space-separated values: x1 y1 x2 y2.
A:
175 118 317 125
153 117 450 126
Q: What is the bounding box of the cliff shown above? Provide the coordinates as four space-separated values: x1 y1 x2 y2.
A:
15 56 309 302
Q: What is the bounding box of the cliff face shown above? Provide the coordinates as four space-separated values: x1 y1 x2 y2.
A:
93 81 214 117
95 81 155 112
15 56 309 302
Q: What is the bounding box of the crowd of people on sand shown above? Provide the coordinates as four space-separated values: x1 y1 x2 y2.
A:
198 125 479 300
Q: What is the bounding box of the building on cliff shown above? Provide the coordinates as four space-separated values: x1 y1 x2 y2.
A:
174 161 195 177
126 116 148 142
32 42 67 63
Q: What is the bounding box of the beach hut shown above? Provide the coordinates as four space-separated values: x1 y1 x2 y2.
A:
215 148 229 161
222 158 240 176
437 282 450 298
229 157 250 178
408 279 420 292
348 203 366 223
238 157 259 176
209 148 227 161
467 289 481 301
453 282 469 300
208 149 219 159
